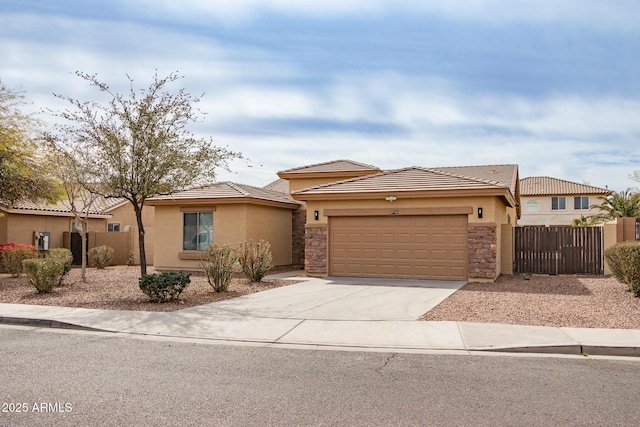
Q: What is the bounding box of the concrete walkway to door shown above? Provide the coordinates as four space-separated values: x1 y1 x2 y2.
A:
180 276 466 321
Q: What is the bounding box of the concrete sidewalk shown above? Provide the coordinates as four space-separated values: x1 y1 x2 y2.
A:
1 275 640 357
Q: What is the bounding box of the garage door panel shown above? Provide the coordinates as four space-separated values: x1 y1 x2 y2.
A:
329 215 468 280
449 250 467 261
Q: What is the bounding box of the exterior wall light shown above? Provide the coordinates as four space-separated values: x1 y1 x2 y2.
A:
385 196 397 202
314 210 319 220
478 207 483 219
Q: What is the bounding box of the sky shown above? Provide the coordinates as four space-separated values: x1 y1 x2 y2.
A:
2 0 640 192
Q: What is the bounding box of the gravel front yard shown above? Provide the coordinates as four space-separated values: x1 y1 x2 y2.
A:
0 265 302 312
421 274 640 329
2 266 640 329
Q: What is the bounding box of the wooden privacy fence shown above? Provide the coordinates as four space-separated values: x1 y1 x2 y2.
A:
513 226 603 275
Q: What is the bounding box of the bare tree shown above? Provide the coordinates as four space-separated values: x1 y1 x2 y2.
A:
47 71 240 276
49 150 100 282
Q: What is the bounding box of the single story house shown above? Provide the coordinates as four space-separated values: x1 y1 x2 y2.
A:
0 197 154 265
146 182 301 270
288 161 520 282
518 177 610 226
148 160 519 282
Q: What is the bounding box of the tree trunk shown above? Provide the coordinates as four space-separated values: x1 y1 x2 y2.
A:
134 203 147 277
80 220 88 283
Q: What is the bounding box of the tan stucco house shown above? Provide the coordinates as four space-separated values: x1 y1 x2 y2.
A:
146 182 301 270
518 177 610 226
286 161 520 282
145 159 519 281
0 197 154 265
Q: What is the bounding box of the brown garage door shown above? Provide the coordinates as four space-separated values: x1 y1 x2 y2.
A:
329 215 468 280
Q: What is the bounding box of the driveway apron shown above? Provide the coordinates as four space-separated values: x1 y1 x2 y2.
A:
185 276 466 321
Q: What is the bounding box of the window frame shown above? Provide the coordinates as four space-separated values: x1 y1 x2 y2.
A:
182 211 214 251
551 196 566 211
107 223 121 232
574 196 589 210
525 200 538 212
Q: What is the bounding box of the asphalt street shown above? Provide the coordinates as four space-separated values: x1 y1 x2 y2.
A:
2 325 640 426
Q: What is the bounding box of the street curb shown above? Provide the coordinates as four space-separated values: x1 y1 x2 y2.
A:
0 316 103 332
2 316 640 358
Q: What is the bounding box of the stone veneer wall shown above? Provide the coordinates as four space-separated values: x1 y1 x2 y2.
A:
291 208 306 267
468 224 498 280
305 224 327 275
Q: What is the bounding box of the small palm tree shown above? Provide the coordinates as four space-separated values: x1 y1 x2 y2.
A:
571 215 600 226
589 189 640 222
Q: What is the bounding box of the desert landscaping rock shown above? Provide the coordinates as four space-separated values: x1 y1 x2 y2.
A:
0 265 301 312
421 274 640 329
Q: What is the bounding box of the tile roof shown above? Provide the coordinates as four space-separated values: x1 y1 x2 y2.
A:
434 164 519 197
520 177 610 196
4 194 124 216
292 166 514 195
263 178 290 194
277 159 380 174
147 182 300 208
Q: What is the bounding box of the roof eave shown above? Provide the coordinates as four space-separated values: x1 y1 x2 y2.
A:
1 208 112 219
277 170 380 180
145 197 300 209
293 188 516 204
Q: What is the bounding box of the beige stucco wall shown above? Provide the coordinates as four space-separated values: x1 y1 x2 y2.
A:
519 195 605 226
245 204 293 266
0 212 106 250
108 203 155 265
500 224 513 275
153 203 293 270
304 195 507 225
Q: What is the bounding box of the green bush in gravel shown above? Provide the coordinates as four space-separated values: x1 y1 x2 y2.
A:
48 248 73 285
22 258 65 293
138 271 191 302
89 245 114 269
604 242 640 297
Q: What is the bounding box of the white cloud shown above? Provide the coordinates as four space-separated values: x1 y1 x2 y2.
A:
3 9 638 193
121 0 640 30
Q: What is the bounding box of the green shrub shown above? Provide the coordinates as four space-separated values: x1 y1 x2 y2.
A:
604 242 640 297
48 248 73 285
22 258 65 293
0 244 37 277
138 271 191 302
200 244 238 292
237 240 273 283
88 245 114 269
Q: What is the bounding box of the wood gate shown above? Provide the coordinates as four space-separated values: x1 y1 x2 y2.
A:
70 232 88 265
514 226 603 275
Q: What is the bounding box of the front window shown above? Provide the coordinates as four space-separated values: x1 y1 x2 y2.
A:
183 212 213 251
108 223 120 232
551 197 566 210
574 196 589 210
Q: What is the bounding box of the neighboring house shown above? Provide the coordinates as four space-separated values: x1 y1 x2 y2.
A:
519 177 610 226
0 197 154 265
146 159 519 281
146 182 301 271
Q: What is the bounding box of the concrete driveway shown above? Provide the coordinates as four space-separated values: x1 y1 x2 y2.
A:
187 276 466 321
